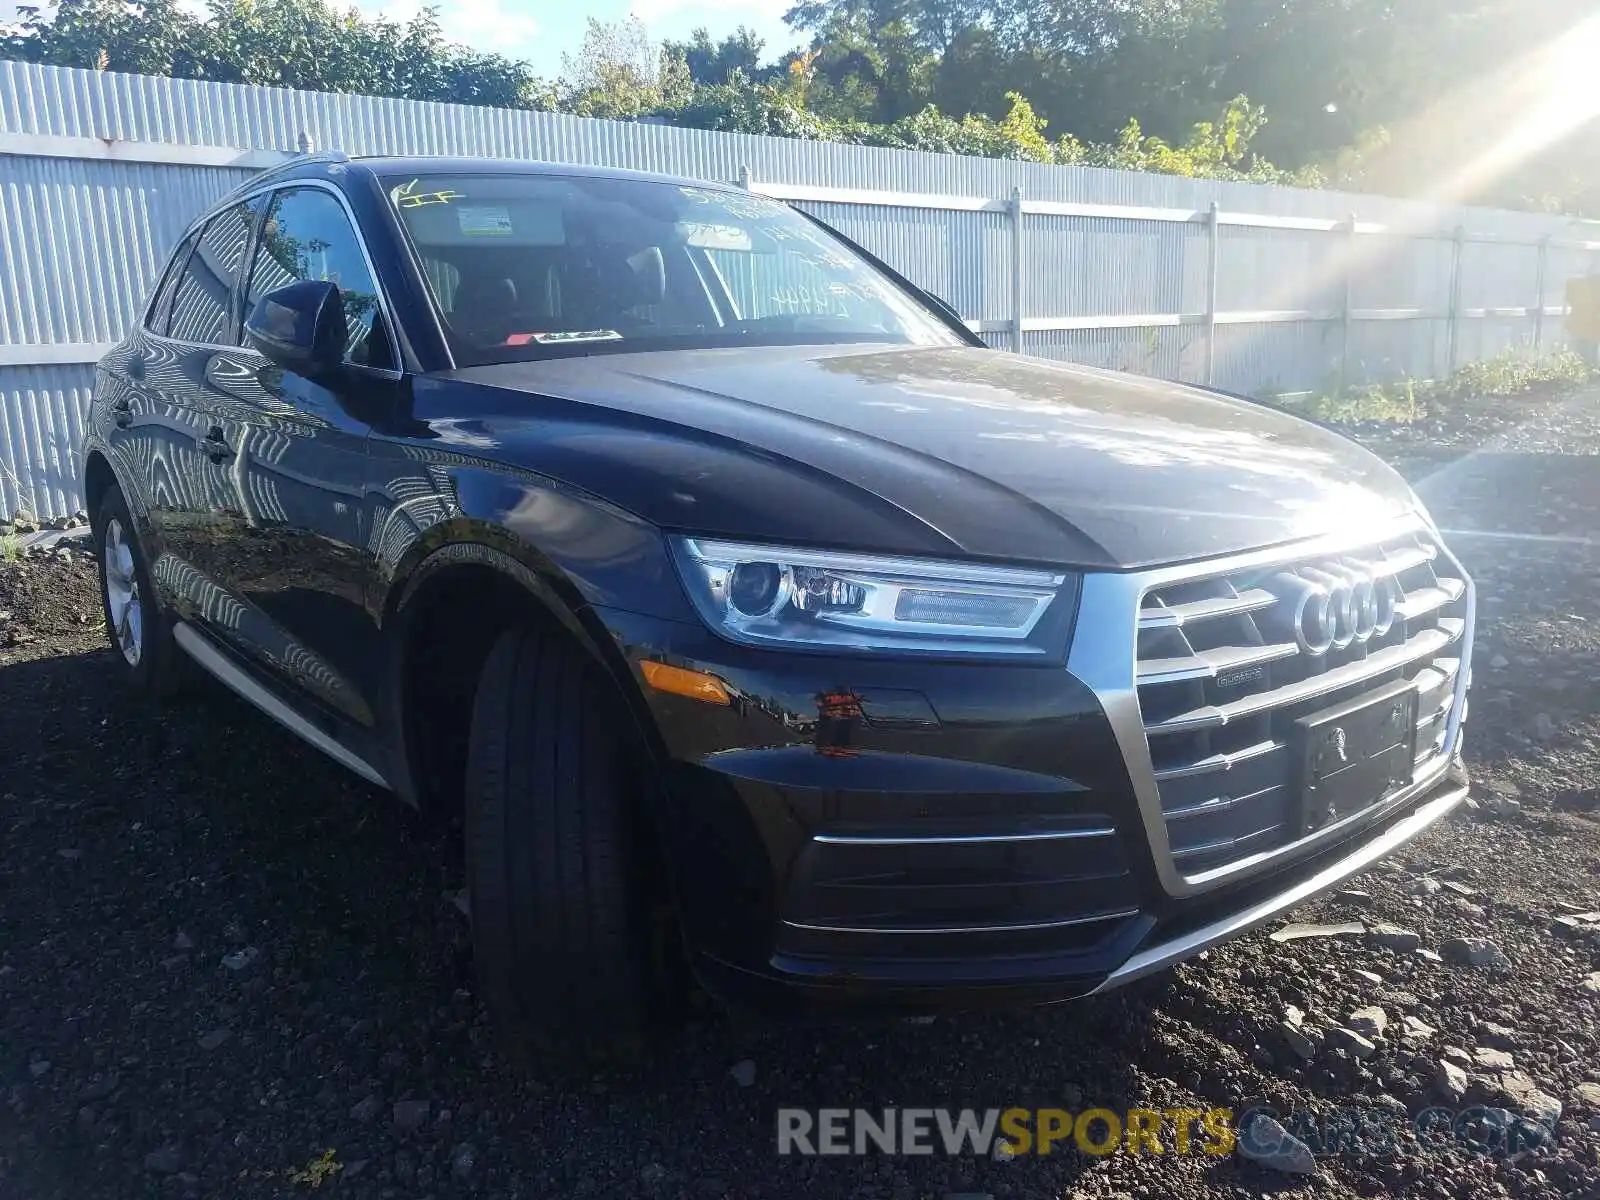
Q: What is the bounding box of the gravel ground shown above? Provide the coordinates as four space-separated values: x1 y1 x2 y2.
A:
2 386 1599 1200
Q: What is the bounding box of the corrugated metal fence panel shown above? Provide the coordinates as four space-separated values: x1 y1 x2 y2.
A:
1025 217 1201 321
1213 321 1340 398
788 201 1013 326
1 60 1595 519
1024 326 1197 384
0 154 252 346
0 363 93 520
0 60 1584 222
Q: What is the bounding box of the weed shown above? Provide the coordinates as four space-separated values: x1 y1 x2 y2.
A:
1283 346 1594 424
285 1148 343 1189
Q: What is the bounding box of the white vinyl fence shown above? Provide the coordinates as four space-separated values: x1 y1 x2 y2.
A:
1 60 1596 520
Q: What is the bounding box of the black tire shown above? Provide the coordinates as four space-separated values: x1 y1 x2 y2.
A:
464 625 662 1065
92 485 187 697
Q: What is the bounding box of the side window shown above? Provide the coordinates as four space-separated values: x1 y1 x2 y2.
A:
166 200 259 345
145 230 199 332
245 187 390 369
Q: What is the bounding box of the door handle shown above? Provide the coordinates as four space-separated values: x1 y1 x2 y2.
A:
110 399 133 428
199 426 234 463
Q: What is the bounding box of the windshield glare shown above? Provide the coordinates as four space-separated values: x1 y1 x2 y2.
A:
384 173 962 365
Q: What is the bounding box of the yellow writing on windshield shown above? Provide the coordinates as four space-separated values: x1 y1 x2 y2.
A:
391 178 465 209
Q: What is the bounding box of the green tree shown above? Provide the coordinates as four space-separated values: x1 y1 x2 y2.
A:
662 26 768 85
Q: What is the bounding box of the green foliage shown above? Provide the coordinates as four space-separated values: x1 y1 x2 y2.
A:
0 533 20 564
6 0 1595 209
1438 346 1595 401
1291 348 1596 423
5 0 554 110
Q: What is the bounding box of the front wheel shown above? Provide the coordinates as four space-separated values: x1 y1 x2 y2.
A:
463 625 666 1066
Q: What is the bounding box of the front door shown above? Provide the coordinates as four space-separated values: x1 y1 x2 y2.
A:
194 183 402 729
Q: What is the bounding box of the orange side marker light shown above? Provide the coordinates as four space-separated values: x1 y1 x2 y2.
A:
640 660 732 706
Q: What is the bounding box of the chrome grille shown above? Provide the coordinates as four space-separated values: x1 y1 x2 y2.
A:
1134 530 1469 876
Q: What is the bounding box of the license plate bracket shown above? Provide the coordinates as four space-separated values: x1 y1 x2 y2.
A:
1293 678 1418 836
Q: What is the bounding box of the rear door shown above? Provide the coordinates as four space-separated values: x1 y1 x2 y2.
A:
132 199 267 632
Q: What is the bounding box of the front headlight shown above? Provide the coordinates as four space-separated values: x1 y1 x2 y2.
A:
670 537 1076 656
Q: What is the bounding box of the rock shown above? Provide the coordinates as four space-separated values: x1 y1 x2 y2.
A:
392 1099 430 1133
1284 1005 1306 1028
1500 1072 1562 1127
1474 1047 1516 1071
1368 924 1421 952
1279 1022 1318 1061
1553 912 1600 938
1336 888 1373 905
450 1143 477 1180
1437 1061 1470 1102
1489 654 1509 668
173 930 194 951
1570 1082 1600 1108
1441 937 1511 971
1401 1016 1438 1042
1348 1006 1389 1039
1477 1021 1517 1049
1412 876 1442 896
1583 971 1600 995
1237 1114 1316 1175
220 946 259 972
56 848 82 861
349 1094 382 1122
143 1144 185 1174
729 1060 757 1088
196 1029 232 1052
1350 969 1384 985
640 1162 666 1184
1270 921 1364 942
1326 1027 1378 1059
1482 792 1521 817
1533 713 1558 741
1416 948 1444 964
78 1073 118 1101
1443 1046 1474 1068
1441 881 1476 897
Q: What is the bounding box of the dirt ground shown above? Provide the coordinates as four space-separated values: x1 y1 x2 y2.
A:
0 386 1597 1200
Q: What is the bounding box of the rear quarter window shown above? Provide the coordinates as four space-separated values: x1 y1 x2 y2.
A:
144 231 199 333
165 200 261 345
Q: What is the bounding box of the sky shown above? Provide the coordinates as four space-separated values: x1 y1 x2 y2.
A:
1 0 806 79
354 0 804 76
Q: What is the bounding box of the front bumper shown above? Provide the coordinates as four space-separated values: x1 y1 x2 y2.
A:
597 523 1475 1013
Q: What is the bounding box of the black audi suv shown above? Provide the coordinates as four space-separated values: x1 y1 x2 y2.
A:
79 153 1474 1056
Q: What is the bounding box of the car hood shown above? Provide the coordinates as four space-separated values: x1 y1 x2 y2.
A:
442 344 1418 570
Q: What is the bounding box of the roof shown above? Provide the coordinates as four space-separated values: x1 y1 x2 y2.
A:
268 153 743 193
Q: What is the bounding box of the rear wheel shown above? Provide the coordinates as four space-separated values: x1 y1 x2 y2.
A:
92 486 186 696
463 625 664 1066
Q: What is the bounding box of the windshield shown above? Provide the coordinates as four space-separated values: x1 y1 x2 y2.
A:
383 173 962 365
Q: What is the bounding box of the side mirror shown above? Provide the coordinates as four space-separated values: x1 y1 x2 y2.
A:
244 280 345 376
